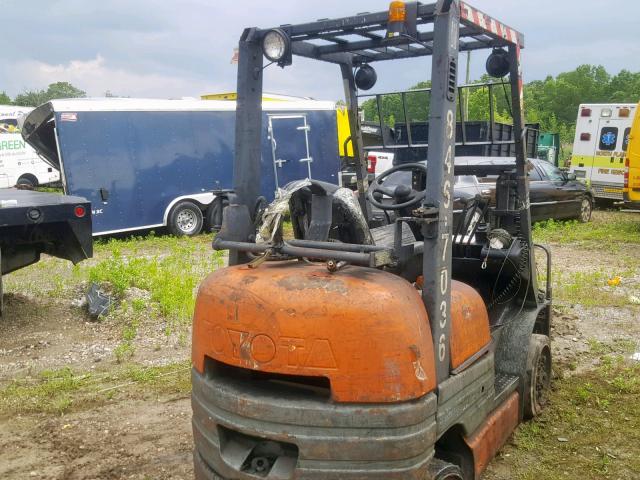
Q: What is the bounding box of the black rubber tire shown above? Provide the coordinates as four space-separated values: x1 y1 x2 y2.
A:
205 197 228 233
16 175 37 188
253 196 268 228
577 196 592 223
428 458 464 480
523 334 552 419
167 201 204 236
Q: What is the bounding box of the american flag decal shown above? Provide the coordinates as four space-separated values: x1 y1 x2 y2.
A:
60 112 77 122
459 2 522 47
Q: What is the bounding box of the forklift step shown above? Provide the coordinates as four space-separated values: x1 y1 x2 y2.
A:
493 373 519 408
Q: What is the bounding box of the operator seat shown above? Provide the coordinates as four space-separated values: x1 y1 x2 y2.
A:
286 180 418 250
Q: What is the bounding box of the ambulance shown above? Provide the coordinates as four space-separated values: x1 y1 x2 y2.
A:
0 105 60 188
623 102 640 209
569 103 636 203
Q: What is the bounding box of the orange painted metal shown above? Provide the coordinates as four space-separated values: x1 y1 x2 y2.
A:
464 392 520 478
192 261 437 403
388 1 407 23
450 280 491 370
416 277 490 371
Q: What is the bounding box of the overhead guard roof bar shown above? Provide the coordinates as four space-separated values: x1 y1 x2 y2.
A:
280 1 523 65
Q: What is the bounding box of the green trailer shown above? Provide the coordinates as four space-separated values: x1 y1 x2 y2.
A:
537 132 561 166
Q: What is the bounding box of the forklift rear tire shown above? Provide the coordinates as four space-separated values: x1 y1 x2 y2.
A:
167 201 204 237
523 334 552 419
428 458 464 480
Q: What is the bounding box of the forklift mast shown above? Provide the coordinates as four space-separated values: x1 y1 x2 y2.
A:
229 0 532 384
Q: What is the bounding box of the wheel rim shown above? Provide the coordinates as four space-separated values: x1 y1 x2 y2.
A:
534 347 551 410
176 210 198 233
581 199 591 222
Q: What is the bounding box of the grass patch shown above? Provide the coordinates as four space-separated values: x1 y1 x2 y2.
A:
495 359 640 479
0 361 191 416
552 269 637 307
533 211 640 247
86 233 223 325
34 186 63 194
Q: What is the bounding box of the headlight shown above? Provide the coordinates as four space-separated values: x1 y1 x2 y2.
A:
262 29 290 63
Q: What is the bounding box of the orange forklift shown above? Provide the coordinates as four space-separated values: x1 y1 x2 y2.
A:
191 1 553 478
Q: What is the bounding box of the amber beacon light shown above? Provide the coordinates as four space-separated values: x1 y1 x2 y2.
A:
387 1 407 38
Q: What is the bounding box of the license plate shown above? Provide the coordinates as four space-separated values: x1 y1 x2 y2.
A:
603 188 621 193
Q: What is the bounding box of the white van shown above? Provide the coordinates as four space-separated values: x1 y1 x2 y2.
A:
569 103 636 202
0 105 60 188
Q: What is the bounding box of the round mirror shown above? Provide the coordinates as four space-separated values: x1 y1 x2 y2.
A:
355 64 377 91
485 48 510 78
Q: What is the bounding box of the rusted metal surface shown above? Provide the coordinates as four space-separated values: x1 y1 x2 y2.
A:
450 280 491 371
464 391 520 479
192 261 437 403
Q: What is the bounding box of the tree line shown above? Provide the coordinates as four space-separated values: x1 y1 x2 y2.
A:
3 65 639 149
361 64 640 147
1 82 87 107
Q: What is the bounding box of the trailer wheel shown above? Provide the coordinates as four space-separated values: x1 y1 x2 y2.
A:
428 458 464 480
524 334 552 419
17 174 38 188
167 201 204 236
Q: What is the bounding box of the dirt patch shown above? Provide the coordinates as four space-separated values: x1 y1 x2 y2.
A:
0 397 193 480
0 292 189 383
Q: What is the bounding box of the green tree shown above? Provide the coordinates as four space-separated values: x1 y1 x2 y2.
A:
361 81 431 126
13 82 86 107
0 91 11 104
46 81 86 99
357 64 640 154
13 90 49 107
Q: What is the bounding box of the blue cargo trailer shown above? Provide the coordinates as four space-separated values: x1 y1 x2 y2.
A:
21 98 341 236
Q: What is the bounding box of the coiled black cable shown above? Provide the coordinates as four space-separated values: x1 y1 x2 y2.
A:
487 235 530 310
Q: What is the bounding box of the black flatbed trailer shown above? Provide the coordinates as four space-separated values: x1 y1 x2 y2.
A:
0 188 92 313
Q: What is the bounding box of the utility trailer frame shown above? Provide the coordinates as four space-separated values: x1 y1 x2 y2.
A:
0 188 92 314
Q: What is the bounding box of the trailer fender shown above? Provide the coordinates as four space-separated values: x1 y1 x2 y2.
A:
162 193 215 226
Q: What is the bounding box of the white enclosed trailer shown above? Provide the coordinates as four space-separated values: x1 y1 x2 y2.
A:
0 105 60 188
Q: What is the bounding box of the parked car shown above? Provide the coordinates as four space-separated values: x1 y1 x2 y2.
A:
371 157 593 224
478 157 593 223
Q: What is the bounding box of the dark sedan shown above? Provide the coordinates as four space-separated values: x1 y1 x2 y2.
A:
477 157 593 223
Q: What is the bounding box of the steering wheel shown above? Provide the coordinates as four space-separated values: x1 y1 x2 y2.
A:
366 162 428 210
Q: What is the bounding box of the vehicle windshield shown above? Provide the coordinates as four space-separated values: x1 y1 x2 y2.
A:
382 170 476 189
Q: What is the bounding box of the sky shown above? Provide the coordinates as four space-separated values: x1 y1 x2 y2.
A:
2 0 640 102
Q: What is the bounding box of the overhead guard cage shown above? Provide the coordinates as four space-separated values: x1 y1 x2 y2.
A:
230 0 528 384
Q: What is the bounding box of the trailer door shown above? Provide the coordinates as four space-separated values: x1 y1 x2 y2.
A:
268 115 313 189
